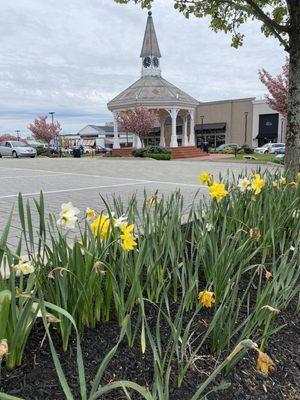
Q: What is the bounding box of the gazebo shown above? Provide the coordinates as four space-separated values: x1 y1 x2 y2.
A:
107 11 205 158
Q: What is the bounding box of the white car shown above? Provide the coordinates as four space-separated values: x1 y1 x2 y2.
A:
0 141 37 158
255 143 285 154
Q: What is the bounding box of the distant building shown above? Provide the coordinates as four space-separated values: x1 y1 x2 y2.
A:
105 12 286 151
60 124 133 148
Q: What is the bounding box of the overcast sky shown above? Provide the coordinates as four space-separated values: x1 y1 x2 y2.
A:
0 0 285 136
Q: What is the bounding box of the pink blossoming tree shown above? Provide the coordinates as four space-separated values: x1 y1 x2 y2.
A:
117 107 158 147
0 134 26 142
27 116 61 147
259 59 289 117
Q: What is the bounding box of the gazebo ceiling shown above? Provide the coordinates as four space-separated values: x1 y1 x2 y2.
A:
107 75 199 111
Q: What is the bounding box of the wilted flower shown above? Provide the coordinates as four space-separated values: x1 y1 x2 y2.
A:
0 339 8 360
198 291 215 308
257 350 275 376
198 171 212 186
208 182 228 203
90 214 111 239
86 208 95 220
288 181 298 189
265 270 272 280
12 262 34 275
249 227 261 242
273 181 279 190
238 178 251 192
57 202 80 229
119 223 137 251
251 174 265 195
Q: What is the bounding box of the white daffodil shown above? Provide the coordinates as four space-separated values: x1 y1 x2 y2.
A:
205 223 213 232
57 202 80 229
292 209 300 218
12 262 34 275
238 178 251 192
114 215 128 227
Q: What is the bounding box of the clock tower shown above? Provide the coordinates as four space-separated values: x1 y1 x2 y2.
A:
140 11 162 77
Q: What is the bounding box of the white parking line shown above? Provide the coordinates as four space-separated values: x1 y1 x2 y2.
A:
0 181 153 199
0 173 66 179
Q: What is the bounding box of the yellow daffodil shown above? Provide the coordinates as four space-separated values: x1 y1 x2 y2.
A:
57 202 80 229
238 177 251 192
120 223 137 251
251 174 265 195
198 171 212 186
86 208 95 220
208 181 228 203
256 350 275 376
280 176 286 185
12 262 34 275
198 291 215 308
90 214 111 239
273 181 279 190
147 195 160 207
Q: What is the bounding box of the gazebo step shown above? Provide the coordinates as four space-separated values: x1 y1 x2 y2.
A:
169 147 207 159
111 146 207 159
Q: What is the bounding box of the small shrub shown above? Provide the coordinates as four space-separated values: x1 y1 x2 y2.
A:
132 148 147 157
144 146 171 155
132 146 171 157
239 144 254 154
221 147 235 154
144 153 171 160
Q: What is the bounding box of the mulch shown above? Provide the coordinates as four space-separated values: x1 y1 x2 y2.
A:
1 303 299 400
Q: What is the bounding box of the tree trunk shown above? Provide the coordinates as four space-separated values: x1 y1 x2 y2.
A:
285 1 300 170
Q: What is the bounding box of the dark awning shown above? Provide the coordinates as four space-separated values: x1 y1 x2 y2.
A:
195 122 226 131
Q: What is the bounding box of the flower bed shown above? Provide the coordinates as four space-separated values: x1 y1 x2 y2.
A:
0 171 299 399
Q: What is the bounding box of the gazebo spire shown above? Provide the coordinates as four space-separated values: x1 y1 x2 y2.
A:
140 11 161 77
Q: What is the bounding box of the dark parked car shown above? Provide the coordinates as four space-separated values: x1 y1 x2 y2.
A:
95 145 112 154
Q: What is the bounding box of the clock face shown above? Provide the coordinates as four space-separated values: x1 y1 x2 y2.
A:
143 57 151 68
153 57 159 67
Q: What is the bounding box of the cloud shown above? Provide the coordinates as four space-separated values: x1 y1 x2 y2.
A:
0 0 285 135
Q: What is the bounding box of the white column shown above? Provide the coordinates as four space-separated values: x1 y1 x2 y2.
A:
134 134 142 149
159 118 165 147
188 109 195 146
182 116 188 146
169 108 179 148
113 112 120 149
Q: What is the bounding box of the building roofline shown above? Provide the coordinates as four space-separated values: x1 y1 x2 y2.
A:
198 97 256 106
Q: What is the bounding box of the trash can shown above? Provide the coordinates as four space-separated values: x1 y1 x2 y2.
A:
73 148 81 158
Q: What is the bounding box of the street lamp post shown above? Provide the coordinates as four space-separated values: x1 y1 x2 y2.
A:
200 115 204 149
244 112 249 144
49 111 58 154
15 130 20 141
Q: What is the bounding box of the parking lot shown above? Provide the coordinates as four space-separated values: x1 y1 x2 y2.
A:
0 157 279 247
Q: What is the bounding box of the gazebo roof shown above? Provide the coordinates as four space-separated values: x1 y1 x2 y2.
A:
107 75 199 111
